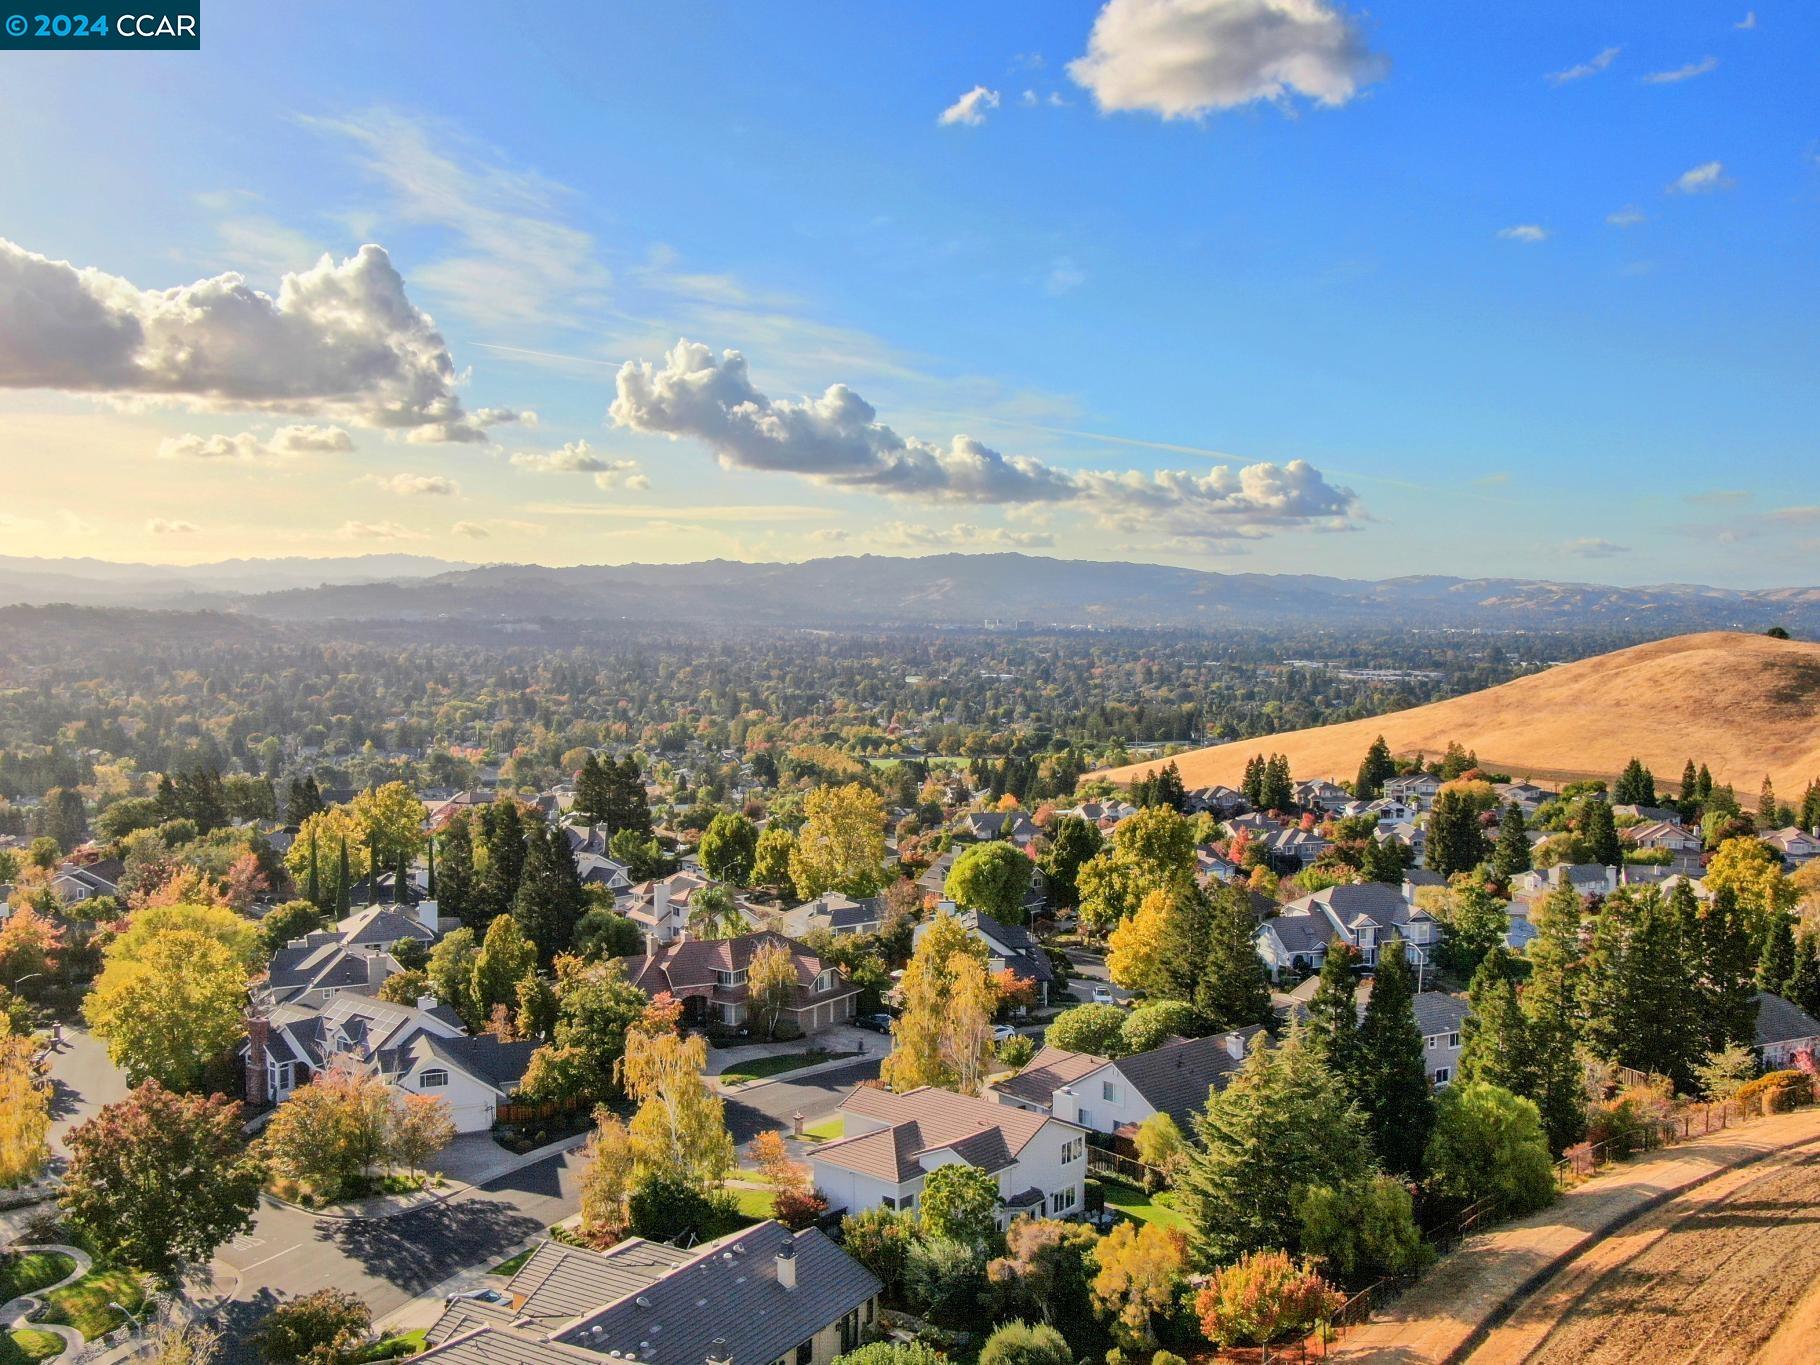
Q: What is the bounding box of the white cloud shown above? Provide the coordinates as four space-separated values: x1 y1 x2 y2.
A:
939 86 1001 127
611 339 1359 541
0 237 505 441
340 519 424 540
1669 161 1730 194
1564 537 1631 558
809 528 850 543
1046 257 1088 294
1021 90 1039 107
1497 224 1549 243
1606 206 1646 228
874 521 1056 549
1736 11 1756 30
510 439 624 474
1068 0 1388 119
452 520 490 538
158 423 355 460
1546 46 1620 85
373 472 459 496
146 518 200 534
1644 56 1717 85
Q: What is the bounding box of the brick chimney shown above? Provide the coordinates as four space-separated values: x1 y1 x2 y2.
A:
245 1011 270 1106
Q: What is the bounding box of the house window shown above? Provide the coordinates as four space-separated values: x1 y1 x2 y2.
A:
1101 1080 1119 1103
419 1069 449 1089
1434 1067 1452 1086
1062 1137 1085 1163
840 1308 861 1352
1049 1186 1078 1214
796 1340 812 1365
1426 1036 1437 1049
1448 1032 1461 1048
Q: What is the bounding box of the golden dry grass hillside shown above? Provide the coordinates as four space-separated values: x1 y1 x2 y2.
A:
1097 631 1820 795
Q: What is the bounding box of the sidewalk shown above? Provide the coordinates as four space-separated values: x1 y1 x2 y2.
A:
1330 1106 1820 1363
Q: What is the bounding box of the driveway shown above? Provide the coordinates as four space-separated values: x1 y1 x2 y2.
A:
44 1026 131 1157
1062 947 1134 1005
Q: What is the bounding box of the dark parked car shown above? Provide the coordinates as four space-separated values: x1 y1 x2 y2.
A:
855 1013 893 1033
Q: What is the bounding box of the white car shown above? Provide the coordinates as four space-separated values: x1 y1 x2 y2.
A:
993 1024 1019 1042
1091 984 1115 1005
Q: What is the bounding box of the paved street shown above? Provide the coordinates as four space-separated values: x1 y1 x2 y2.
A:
1063 946 1135 1004
722 1054 881 1144
44 1026 130 1158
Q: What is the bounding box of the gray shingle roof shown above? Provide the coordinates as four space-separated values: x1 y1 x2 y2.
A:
1113 1029 1263 1131
987 1044 1109 1109
1754 991 1820 1049
1410 991 1470 1038
816 1084 1055 1184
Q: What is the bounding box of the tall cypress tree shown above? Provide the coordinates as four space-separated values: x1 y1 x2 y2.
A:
1459 946 1532 1095
1428 790 1487 877
1522 882 1588 1151
1356 735 1394 800
438 814 480 931
1493 804 1531 878
1193 885 1273 1030
513 823 586 970
1686 884 1759 1052
426 836 437 899
1304 939 1361 1074
1356 938 1433 1177
394 849 408 905
305 825 320 909
1758 910 1796 995
1582 887 1701 1093
336 836 351 918
1789 929 1820 1016
478 799 528 921
1583 797 1621 866
1361 834 1405 884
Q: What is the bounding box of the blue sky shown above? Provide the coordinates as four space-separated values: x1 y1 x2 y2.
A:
0 1 1815 584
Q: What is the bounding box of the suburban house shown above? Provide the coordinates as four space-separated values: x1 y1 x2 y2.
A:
1510 863 1620 902
422 1221 880 1365
257 903 442 1009
1753 992 1820 1068
1761 826 1820 868
1495 782 1553 815
1293 779 1353 813
625 871 728 945
1254 881 1445 980
810 1084 1088 1224
1364 797 1419 827
1256 825 1331 870
1284 984 1469 1088
1383 772 1442 809
1184 785 1248 817
242 992 536 1132
987 1028 1264 1138
1623 819 1702 853
774 891 884 940
956 809 1041 848
618 931 861 1035
51 856 123 904
913 907 1055 1005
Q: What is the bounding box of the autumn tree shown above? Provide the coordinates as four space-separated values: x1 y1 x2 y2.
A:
252 1290 371 1365
747 939 799 1039
388 1093 456 1177
619 1022 736 1191
752 826 797 895
285 807 369 912
578 1111 638 1246
790 782 887 899
1091 1221 1188 1350
61 1082 264 1274
883 911 999 1094
0 1026 50 1189
520 956 650 1104
1195 1251 1342 1348
262 1065 393 1197
1076 806 1197 933
350 781 427 877
425 926 483 1028
85 926 247 1090
473 914 537 1018
0 903 63 988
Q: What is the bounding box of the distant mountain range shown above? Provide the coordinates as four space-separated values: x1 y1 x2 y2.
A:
0 552 1816 632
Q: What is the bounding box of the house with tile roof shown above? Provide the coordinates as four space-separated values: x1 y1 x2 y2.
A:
625 871 733 945
618 931 860 1036
241 992 536 1132
420 1220 880 1365
987 1027 1264 1139
809 1083 1088 1225
1761 826 1820 868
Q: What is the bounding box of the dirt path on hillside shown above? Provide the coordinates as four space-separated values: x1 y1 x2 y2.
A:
1496 1148 1820 1364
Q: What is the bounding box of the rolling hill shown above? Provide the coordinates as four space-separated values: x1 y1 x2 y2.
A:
1099 631 1820 796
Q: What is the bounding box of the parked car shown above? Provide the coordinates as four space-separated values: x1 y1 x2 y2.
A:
446 1288 506 1306
1091 984 1115 1005
993 1024 1018 1042
855 1013 893 1033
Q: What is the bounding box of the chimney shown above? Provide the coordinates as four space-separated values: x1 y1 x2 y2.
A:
366 952 389 989
245 1012 270 1106
1400 878 1416 908
417 994 439 1012
1225 1031 1246 1061
417 897 440 933
643 931 659 959
775 1243 796 1291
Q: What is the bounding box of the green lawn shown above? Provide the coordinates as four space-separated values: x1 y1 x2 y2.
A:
40 1266 145 1340
800 1115 844 1141
1101 1180 1188 1232
489 1247 535 1276
0 1251 76 1304
1 1329 66 1363
728 1185 777 1219
719 1050 833 1084
351 1328 427 1360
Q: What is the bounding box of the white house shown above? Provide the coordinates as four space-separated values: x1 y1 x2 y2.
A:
810 1084 1088 1224
1255 881 1445 980
987 1029 1263 1137
1383 773 1443 810
1753 992 1820 1068
1761 827 1820 868
243 993 535 1133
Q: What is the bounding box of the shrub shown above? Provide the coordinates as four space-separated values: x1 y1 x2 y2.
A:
997 1034 1037 1070
904 1236 986 1326
251 1288 371 1363
841 1205 919 1299
1734 1069 1813 1115
1424 1082 1556 1219
978 1319 1072 1365
833 1344 947 1365
1045 1004 1131 1057
627 1173 714 1241
773 1186 829 1230
1194 1250 1342 1347
1295 1175 1431 1285
1120 1001 1199 1055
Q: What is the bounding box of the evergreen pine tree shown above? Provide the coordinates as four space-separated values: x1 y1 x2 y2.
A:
1304 940 1361 1074
438 814 480 931
1356 938 1433 1177
1361 834 1405 884
575 753 614 827
394 849 408 905
1697 764 1713 800
1679 759 1700 815
1459 947 1532 1095
1681 883 1759 1053
1261 754 1294 812
1759 776 1779 828
426 836 437 899
1789 929 1820 1016
1241 756 1264 808
1492 804 1531 879
1427 790 1487 877
1581 887 1702 1092
1522 883 1588 1151
1152 881 1215 1005
1801 779 1820 833
368 833 381 906
336 836 351 917
1356 735 1394 800
1583 797 1621 866
1758 910 1796 995
478 799 528 921
1193 885 1273 1030
513 823 587 970
305 826 320 908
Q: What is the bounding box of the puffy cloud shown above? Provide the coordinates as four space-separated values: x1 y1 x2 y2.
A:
1046 257 1088 294
1736 11 1756 30
1068 0 1388 119
1606 206 1645 228
1669 161 1730 194
373 473 459 496
874 521 1057 549
146 518 200 534
511 439 623 473
1546 46 1619 85
340 519 423 540
0 237 507 441
611 339 1358 541
1564 537 1631 558
158 423 355 460
938 86 1001 126
1497 224 1549 244
1644 56 1717 85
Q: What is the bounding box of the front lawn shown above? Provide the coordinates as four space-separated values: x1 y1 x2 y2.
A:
1101 1180 1188 1232
800 1115 844 1141
728 1185 776 1220
41 1266 146 1340
1 1329 66 1363
0 1251 76 1304
489 1247 534 1276
351 1328 427 1360
719 1050 834 1084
